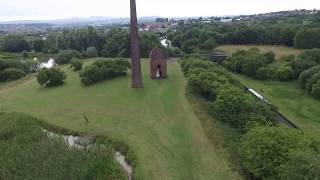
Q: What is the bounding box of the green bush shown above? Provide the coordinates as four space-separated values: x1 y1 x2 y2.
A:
291 49 320 76
311 80 320 98
240 127 318 179
55 50 81 64
37 68 67 87
263 51 275 64
298 65 320 98
86 46 98 58
274 66 295 81
256 67 272 80
70 59 83 71
299 65 320 89
0 59 27 72
225 49 273 78
210 86 275 130
80 59 130 86
0 68 26 82
283 151 320 180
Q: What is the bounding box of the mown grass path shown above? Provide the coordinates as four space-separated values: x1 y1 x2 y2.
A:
0 59 241 180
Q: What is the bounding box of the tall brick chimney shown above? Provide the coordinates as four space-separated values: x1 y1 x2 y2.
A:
130 0 143 88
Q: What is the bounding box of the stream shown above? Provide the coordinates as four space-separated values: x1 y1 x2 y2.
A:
43 130 133 180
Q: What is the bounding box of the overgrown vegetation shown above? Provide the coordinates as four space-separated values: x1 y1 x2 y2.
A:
182 59 276 131
225 48 320 85
70 58 83 71
241 126 318 179
0 112 126 180
80 59 130 85
55 50 82 64
37 68 67 87
181 58 319 179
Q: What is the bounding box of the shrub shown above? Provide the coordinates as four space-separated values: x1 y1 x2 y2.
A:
240 127 318 179
85 47 98 58
70 59 83 71
225 49 274 78
256 67 272 80
263 51 275 64
55 50 81 64
0 59 27 72
283 151 320 180
210 86 275 130
299 65 320 89
298 65 320 98
311 80 320 98
0 68 26 82
80 59 130 86
37 68 67 87
291 49 320 76
274 66 295 81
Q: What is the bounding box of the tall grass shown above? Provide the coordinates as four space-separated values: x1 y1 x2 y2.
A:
0 112 126 180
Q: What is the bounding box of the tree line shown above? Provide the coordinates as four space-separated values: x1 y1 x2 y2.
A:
0 27 163 58
168 14 320 54
225 48 320 98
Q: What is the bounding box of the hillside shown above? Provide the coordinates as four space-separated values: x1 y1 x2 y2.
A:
0 58 241 180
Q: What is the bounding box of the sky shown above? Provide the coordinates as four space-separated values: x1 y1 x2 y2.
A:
0 0 319 21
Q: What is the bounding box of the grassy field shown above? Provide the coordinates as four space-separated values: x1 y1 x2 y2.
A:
0 58 241 180
217 45 303 59
232 74 320 140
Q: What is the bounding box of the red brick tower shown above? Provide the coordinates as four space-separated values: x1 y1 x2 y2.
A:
130 0 143 88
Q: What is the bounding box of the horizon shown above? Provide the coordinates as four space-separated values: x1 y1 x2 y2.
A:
0 0 319 22
0 8 318 23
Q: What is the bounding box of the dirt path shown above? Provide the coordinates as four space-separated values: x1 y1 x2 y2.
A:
0 74 36 95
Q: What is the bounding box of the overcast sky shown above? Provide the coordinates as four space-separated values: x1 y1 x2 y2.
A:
0 0 319 21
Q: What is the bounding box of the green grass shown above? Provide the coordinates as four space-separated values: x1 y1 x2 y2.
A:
232 74 320 140
0 58 241 180
217 45 303 59
0 112 126 180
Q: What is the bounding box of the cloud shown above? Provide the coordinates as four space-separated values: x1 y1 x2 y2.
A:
0 0 319 21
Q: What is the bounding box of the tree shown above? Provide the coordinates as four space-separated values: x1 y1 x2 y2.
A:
139 32 161 57
294 28 320 49
101 28 130 57
2 35 31 52
240 127 318 179
55 50 81 64
32 39 46 52
37 68 67 87
85 46 98 58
